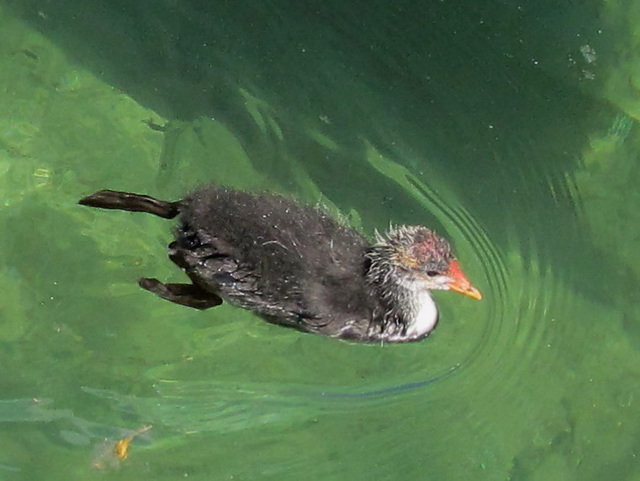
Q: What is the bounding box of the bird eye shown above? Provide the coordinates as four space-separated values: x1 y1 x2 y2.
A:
426 270 439 277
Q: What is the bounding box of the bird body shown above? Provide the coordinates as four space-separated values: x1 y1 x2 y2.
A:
79 186 481 343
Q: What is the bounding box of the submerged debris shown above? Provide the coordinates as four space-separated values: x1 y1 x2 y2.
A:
91 425 152 470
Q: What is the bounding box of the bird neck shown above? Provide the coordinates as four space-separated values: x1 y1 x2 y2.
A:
366 248 439 342
383 277 439 342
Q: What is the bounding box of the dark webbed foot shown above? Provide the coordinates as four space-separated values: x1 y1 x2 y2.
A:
138 278 223 310
79 190 181 219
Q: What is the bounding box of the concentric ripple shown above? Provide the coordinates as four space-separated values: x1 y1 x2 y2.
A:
78 143 578 442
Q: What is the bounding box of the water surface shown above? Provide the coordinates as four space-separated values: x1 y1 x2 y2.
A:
0 1 638 480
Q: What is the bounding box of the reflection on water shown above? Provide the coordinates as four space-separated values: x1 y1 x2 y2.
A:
0 0 639 480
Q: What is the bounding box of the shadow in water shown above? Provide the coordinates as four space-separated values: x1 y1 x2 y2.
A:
3 0 620 301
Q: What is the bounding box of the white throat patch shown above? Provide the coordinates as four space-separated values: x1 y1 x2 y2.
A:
404 289 438 338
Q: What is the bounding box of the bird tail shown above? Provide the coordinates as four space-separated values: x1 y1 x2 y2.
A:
78 189 181 219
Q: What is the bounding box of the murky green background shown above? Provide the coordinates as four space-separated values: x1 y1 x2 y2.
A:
0 1 638 479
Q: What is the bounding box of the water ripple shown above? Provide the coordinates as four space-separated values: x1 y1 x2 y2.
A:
362 142 578 415
81 145 577 440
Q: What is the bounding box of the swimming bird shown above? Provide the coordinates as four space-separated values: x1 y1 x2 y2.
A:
79 186 481 343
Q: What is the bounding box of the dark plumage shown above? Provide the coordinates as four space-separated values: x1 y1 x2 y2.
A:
79 186 481 343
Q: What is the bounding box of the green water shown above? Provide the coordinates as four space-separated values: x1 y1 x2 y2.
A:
0 1 639 479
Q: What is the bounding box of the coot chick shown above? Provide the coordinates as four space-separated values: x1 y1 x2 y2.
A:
79 186 481 343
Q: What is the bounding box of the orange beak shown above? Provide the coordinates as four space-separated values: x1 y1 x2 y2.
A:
446 260 482 300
